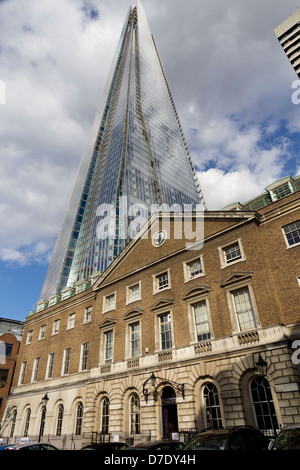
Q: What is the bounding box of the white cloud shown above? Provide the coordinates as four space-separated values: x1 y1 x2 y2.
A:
198 168 273 210
0 0 299 267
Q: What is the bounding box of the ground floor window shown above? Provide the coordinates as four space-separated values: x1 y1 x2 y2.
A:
75 402 83 435
23 408 31 437
101 397 110 435
202 383 223 428
129 393 140 435
250 376 279 437
56 404 64 436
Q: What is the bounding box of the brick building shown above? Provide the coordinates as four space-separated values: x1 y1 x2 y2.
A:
0 318 23 426
0 176 299 449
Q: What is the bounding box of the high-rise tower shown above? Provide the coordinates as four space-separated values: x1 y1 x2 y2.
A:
39 0 205 300
274 9 300 78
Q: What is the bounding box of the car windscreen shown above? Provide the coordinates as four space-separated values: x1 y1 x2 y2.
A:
273 430 300 450
185 434 228 450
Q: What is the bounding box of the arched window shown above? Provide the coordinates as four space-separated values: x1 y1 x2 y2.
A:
101 397 110 435
23 408 31 437
75 402 83 435
10 410 17 438
129 393 140 435
202 383 222 428
250 376 279 436
39 406 46 438
56 404 64 436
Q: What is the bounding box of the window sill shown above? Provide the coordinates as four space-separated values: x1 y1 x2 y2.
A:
153 286 171 295
220 257 246 269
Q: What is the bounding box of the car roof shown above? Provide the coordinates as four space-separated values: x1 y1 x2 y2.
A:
3 442 57 449
190 426 264 437
82 442 128 448
280 423 300 430
197 428 230 434
129 440 180 447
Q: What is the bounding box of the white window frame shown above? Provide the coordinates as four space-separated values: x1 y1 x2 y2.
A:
26 330 33 345
185 287 213 344
159 313 173 350
67 313 75 330
100 396 110 435
84 306 92 323
153 268 171 294
266 177 295 202
104 330 113 363
38 325 46 340
282 221 300 249
62 347 71 375
46 352 55 379
18 361 27 385
52 319 60 335
79 342 89 371
183 255 205 282
129 393 140 435
103 292 116 313
99 319 117 364
218 238 246 269
126 281 141 304
124 309 143 359
129 321 141 358
224 280 260 334
191 299 212 343
31 357 40 382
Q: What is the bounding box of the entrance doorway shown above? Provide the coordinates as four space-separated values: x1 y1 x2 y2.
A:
161 386 178 439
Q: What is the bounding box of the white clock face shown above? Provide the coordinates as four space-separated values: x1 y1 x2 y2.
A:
153 231 166 246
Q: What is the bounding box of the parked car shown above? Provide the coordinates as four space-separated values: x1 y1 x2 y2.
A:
128 440 184 450
0 442 59 450
184 426 270 451
269 424 300 450
81 442 129 450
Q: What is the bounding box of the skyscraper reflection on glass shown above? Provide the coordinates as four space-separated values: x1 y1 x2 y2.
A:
39 0 206 300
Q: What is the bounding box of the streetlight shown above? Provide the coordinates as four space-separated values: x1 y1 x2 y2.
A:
38 394 49 442
142 372 184 403
255 354 268 377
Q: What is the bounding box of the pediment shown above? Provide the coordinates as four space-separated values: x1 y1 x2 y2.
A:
123 307 144 321
220 272 252 287
150 298 174 311
92 211 258 292
98 317 117 329
182 285 210 300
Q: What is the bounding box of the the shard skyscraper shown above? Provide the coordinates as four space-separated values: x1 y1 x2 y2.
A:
39 0 205 300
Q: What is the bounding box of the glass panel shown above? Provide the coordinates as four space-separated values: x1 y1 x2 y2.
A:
188 259 202 279
284 221 300 246
157 272 168 290
101 397 110 434
39 2 204 300
251 376 279 436
193 301 211 342
130 322 140 357
224 243 241 263
233 287 256 331
130 394 140 434
160 314 172 350
105 331 113 362
203 383 222 428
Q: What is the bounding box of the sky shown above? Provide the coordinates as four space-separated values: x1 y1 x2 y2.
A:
0 0 299 322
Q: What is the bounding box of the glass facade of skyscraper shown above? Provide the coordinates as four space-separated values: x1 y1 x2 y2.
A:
39 0 205 300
